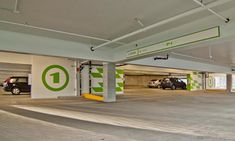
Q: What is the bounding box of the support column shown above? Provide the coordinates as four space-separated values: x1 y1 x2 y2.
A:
76 61 81 96
226 74 232 94
74 60 81 96
201 72 206 91
103 62 116 102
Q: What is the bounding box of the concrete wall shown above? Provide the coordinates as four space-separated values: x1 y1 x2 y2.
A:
31 56 76 99
0 52 78 99
206 73 226 90
0 52 32 64
125 75 166 87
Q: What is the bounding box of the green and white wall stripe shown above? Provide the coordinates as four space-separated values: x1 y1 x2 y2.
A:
81 66 124 95
90 67 103 94
187 72 202 91
116 69 124 94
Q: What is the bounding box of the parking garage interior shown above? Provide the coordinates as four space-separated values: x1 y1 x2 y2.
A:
0 51 233 141
1 0 235 140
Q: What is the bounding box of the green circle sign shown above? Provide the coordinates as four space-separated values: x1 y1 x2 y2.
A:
208 76 213 88
42 65 69 91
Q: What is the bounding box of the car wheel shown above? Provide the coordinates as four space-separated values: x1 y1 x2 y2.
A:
162 87 166 90
11 87 21 95
171 85 176 90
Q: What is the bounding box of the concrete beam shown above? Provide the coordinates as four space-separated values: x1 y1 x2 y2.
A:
128 57 231 73
0 29 113 62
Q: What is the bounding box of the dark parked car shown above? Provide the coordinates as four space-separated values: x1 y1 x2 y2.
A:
161 78 186 90
3 76 31 95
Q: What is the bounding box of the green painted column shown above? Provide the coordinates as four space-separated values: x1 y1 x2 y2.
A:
187 72 202 91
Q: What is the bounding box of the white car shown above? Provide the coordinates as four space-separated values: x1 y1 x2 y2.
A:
147 79 162 88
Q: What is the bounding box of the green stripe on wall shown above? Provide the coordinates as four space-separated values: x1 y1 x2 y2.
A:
97 68 103 73
117 82 124 87
98 82 103 87
92 87 103 92
91 73 103 78
116 74 121 78
116 69 124 74
116 87 123 92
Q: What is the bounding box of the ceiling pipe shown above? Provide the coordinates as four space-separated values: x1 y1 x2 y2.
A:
0 20 125 45
134 17 144 27
90 0 232 51
193 0 230 23
13 0 20 13
0 0 20 13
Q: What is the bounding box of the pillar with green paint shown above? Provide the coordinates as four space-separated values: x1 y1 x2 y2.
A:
81 66 124 95
187 72 203 91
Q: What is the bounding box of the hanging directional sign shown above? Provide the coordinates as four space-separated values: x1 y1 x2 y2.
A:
127 26 220 58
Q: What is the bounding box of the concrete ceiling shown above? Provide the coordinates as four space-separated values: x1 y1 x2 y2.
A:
0 0 235 71
170 39 235 67
0 0 231 48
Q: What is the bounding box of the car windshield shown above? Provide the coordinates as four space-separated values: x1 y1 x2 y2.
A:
9 78 17 83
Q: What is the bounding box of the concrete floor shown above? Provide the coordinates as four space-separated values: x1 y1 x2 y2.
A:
0 87 235 141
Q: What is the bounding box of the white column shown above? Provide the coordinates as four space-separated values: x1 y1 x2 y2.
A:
74 61 78 96
103 62 116 102
201 72 206 91
226 74 232 94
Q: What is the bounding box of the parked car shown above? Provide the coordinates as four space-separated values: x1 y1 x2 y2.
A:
161 78 186 90
147 79 162 88
3 76 31 95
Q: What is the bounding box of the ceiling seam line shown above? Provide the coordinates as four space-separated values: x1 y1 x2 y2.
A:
0 20 125 45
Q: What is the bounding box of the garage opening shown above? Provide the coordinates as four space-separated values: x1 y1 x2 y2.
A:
117 65 192 97
0 62 31 100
